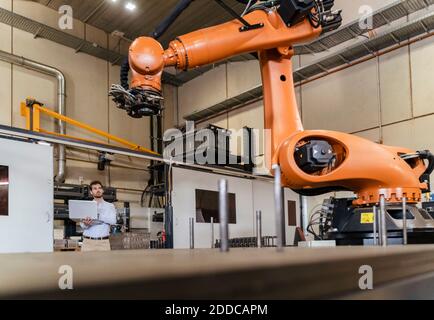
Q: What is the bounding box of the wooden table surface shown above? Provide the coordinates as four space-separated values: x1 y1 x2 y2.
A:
2 245 434 299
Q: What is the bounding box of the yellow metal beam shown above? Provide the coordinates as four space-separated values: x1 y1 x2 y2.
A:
21 100 160 156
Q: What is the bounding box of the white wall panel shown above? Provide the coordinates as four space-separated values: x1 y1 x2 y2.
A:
410 37 434 117
12 29 109 142
0 137 53 253
178 65 227 119
64 159 108 186
0 61 11 126
13 0 85 39
227 60 261 98
12 65 56 131
382 120 415 150
353 128 381 143
172 167 255 249
414 115 434 152
334 0 396 26
302 59 379 133
109 166 148 191
379 46 412 125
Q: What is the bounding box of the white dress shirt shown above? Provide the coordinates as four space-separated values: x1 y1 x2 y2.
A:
81 200 117 238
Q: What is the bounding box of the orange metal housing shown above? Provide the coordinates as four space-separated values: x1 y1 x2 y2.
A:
128 8 428 205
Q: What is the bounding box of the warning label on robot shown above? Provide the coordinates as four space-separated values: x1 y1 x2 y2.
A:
360 213 374 224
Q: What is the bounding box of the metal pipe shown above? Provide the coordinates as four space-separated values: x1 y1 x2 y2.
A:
0 50 66 183
380 195 387 247
373 206 378 246
402 197 408 245
256 210 262 248
189 217 195 249
219 179 229 252
273 164 285 251
301 195 309 235
210 217 215 248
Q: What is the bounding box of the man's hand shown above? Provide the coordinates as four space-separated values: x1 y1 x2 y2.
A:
82 217 93 226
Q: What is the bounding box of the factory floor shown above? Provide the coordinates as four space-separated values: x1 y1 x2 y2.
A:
3 245 434 299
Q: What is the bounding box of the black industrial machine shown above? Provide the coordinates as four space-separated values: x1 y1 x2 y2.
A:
310 197 434 245
164 124 255 173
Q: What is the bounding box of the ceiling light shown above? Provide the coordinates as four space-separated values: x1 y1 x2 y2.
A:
125 2 136 11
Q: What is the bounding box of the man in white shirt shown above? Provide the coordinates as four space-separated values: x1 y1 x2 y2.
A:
80 181 117 252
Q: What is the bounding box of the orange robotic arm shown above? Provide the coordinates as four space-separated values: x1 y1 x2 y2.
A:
124 1 433 206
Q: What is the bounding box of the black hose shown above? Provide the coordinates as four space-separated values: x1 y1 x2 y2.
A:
151 0 195 39
419 150 434 176
120 57 130 90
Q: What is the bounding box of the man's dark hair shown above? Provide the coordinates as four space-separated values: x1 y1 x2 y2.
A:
89 180 103 189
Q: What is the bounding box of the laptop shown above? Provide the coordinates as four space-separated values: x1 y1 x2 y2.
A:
68 200 98 222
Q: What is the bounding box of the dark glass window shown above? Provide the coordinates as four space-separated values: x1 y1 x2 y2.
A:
0 166 8 216
195 189 236 224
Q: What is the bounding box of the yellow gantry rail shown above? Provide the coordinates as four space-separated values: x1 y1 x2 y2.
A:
20 99 160 156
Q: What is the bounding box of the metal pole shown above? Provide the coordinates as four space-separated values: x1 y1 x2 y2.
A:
256 210 262 248
210 217 215 248
301 196 309 235
189 217 195 249
402 197 408 245
219 179 229 252
373 205 378 246
380 195 388 247
377 204 383 246
273 164 285 251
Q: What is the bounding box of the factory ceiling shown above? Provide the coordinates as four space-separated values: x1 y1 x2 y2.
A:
32 0 247 47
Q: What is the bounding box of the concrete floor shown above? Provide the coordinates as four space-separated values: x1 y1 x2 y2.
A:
3 245 434 299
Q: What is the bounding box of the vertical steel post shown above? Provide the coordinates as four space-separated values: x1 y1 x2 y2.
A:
189 217 195 249
380 195 388 247
256 210 262 248
210 217 215 248
373 206 378 246
402 197 408 245
219 179 229 252
273 164 285 251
